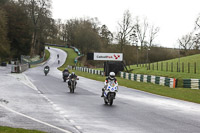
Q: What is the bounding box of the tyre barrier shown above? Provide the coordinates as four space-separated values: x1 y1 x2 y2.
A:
1 62 7 66
69 66 104 76
120 72 176 88
183 79 200 89
11 65 20 73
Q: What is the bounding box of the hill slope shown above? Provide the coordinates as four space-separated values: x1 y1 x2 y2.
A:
129 54 200 79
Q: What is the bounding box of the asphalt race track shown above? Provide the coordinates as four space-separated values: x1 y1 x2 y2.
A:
1 47 200 133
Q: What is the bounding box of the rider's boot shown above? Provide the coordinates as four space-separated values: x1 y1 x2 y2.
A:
101 88 104 97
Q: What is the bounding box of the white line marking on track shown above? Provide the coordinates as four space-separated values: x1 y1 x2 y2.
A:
59 111 66 115
64 115 69 118
75 126 82 130
55 106 61 111
0 104 72 133
69 120 75 123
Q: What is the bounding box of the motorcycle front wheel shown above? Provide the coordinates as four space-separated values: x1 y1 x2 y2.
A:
109 98 113 106
104 98 108 105
72 85 74 93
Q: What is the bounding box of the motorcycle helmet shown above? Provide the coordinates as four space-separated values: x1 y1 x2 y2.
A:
71 72 75 76
109 72 115 80
64 68 68 72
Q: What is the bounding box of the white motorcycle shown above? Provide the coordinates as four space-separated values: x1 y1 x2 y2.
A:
103 81 118 106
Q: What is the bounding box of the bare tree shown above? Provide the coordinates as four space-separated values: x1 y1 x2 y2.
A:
148 25 159 47
195 15 200 29
27 0 52 56
194 15 200 49
135 17 148 48
178 33 193 50
100 24 113 45
192 33 200 50
0 9 10 59
117 10 135 52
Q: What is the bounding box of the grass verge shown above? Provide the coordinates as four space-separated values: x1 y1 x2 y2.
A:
71 69 200 104
0 126 45 133
30 49 50 68
54 46 200 104
44 49 50 62
128 54 200 79
55 47 78 71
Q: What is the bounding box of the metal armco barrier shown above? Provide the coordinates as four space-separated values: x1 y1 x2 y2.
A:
20 63 29 73
11 64 29 73
120 72 176 88
183 79 200 89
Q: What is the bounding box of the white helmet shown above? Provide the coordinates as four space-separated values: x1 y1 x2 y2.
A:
109 72 115 79
71 72 75 75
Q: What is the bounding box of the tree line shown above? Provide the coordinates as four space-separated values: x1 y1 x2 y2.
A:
178 15 200 55
0 0 54 62
1 1 200 66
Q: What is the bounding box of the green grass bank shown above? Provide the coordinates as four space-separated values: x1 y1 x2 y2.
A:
0 126 45 133
129 54 200 79
54 46 200 104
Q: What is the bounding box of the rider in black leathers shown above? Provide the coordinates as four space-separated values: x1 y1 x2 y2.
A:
63 68 70 79
68 72 78 87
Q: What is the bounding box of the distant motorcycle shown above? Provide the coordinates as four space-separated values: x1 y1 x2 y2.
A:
44 66 50 76
103 80 118 106
68 77 79 93
63 72 69 82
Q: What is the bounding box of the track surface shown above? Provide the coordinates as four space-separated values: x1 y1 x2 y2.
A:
1 47 200 133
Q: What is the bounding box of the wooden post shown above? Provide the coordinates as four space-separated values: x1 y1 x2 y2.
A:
149 63 151 70
194 62 196 74
153 63 154 70
171 62 173 72
161 62 163 71
188 62 190 73
166 62 168 72
177 62 179 72
157 62 158 70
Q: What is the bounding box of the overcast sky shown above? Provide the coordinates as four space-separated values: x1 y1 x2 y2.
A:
52 0 200 48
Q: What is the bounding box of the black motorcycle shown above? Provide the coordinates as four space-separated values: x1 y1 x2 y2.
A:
68 77 79 93
44 66 50 76
63 72 69 82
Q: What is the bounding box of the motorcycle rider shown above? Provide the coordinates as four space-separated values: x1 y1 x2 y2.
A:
101 72 118 97
44 65 50 71
44 65 50 75
68 72 78 87
63 68 69 74
63 68 70 78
